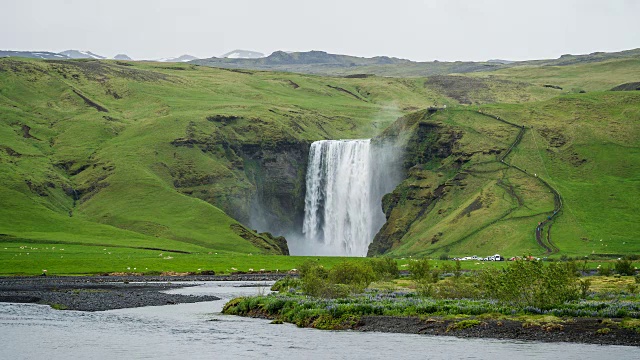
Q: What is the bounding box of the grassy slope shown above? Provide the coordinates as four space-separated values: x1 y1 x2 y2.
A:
482 92 640 256
381 110 552 257
385 92 639 258
471 58 640 92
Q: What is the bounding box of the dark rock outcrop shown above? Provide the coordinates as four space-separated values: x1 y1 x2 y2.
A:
229 224 289 255
610 82 640 91
239 141 309 236
168 118 311 252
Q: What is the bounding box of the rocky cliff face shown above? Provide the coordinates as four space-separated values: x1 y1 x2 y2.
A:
239 141 309 236
367 110 462 256
168 117 312 255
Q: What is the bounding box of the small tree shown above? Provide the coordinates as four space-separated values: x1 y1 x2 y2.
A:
454 260 462 278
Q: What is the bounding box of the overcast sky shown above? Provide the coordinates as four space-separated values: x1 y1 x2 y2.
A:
3 0 639 61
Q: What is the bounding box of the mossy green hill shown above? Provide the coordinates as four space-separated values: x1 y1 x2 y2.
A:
370 92 640 257
0 56 638 274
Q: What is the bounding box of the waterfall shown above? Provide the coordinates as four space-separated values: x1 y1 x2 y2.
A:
294 139 396 256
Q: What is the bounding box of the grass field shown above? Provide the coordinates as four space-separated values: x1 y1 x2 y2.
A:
1 238 624 276
0 240 379 275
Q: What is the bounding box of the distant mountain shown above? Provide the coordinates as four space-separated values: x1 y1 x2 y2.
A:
0 50 68 59
157 54 198 62
60 50 106 59
487 59 514 64
221 49 265 59
192 50 459 76
513 48 640 67
192 48 640 77
113 54 132 60
196 50 411 67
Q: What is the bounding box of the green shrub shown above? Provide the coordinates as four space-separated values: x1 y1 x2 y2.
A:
369 257 399 281
50 303 68 310
271 277 302 292
299 260 326 278
440 263 452 275
615 258 635 276
415 280 434 297
410 258 445 296
298 260 375 298
478 260 579 309
454 260 462 278
409 258 431 280
298 260 330 297
431 277 480 299
446 319 481 332
328 261 376 293
579 278 592 298
598 264 613 276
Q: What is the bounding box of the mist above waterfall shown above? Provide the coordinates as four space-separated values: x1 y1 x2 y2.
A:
288 139 403 256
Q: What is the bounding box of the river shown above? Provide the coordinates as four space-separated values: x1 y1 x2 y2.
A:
0 281 636 359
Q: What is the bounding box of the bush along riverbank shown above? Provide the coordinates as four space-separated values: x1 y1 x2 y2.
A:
222 258 640 346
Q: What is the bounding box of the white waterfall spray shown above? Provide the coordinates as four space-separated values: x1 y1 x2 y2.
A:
291 139 400 256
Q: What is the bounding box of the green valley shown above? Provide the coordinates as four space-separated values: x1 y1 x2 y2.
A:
0 52 638 275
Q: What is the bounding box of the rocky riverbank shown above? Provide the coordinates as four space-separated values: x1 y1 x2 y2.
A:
223 292 640 347
0 274 284 311
355 315 640 346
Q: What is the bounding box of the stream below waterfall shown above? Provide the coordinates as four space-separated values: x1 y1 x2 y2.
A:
0 281 637 359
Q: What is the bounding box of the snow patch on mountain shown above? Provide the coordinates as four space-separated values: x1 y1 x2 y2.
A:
156 54 198 62
60 50 106 59
0 51 68 59
221 50 265 59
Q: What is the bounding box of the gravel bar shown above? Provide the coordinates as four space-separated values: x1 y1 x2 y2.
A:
0 274 285 311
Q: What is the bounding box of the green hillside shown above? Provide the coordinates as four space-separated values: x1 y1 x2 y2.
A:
0 57 456 273
371 92 640 258
471 58 640 93
0 56 638 274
